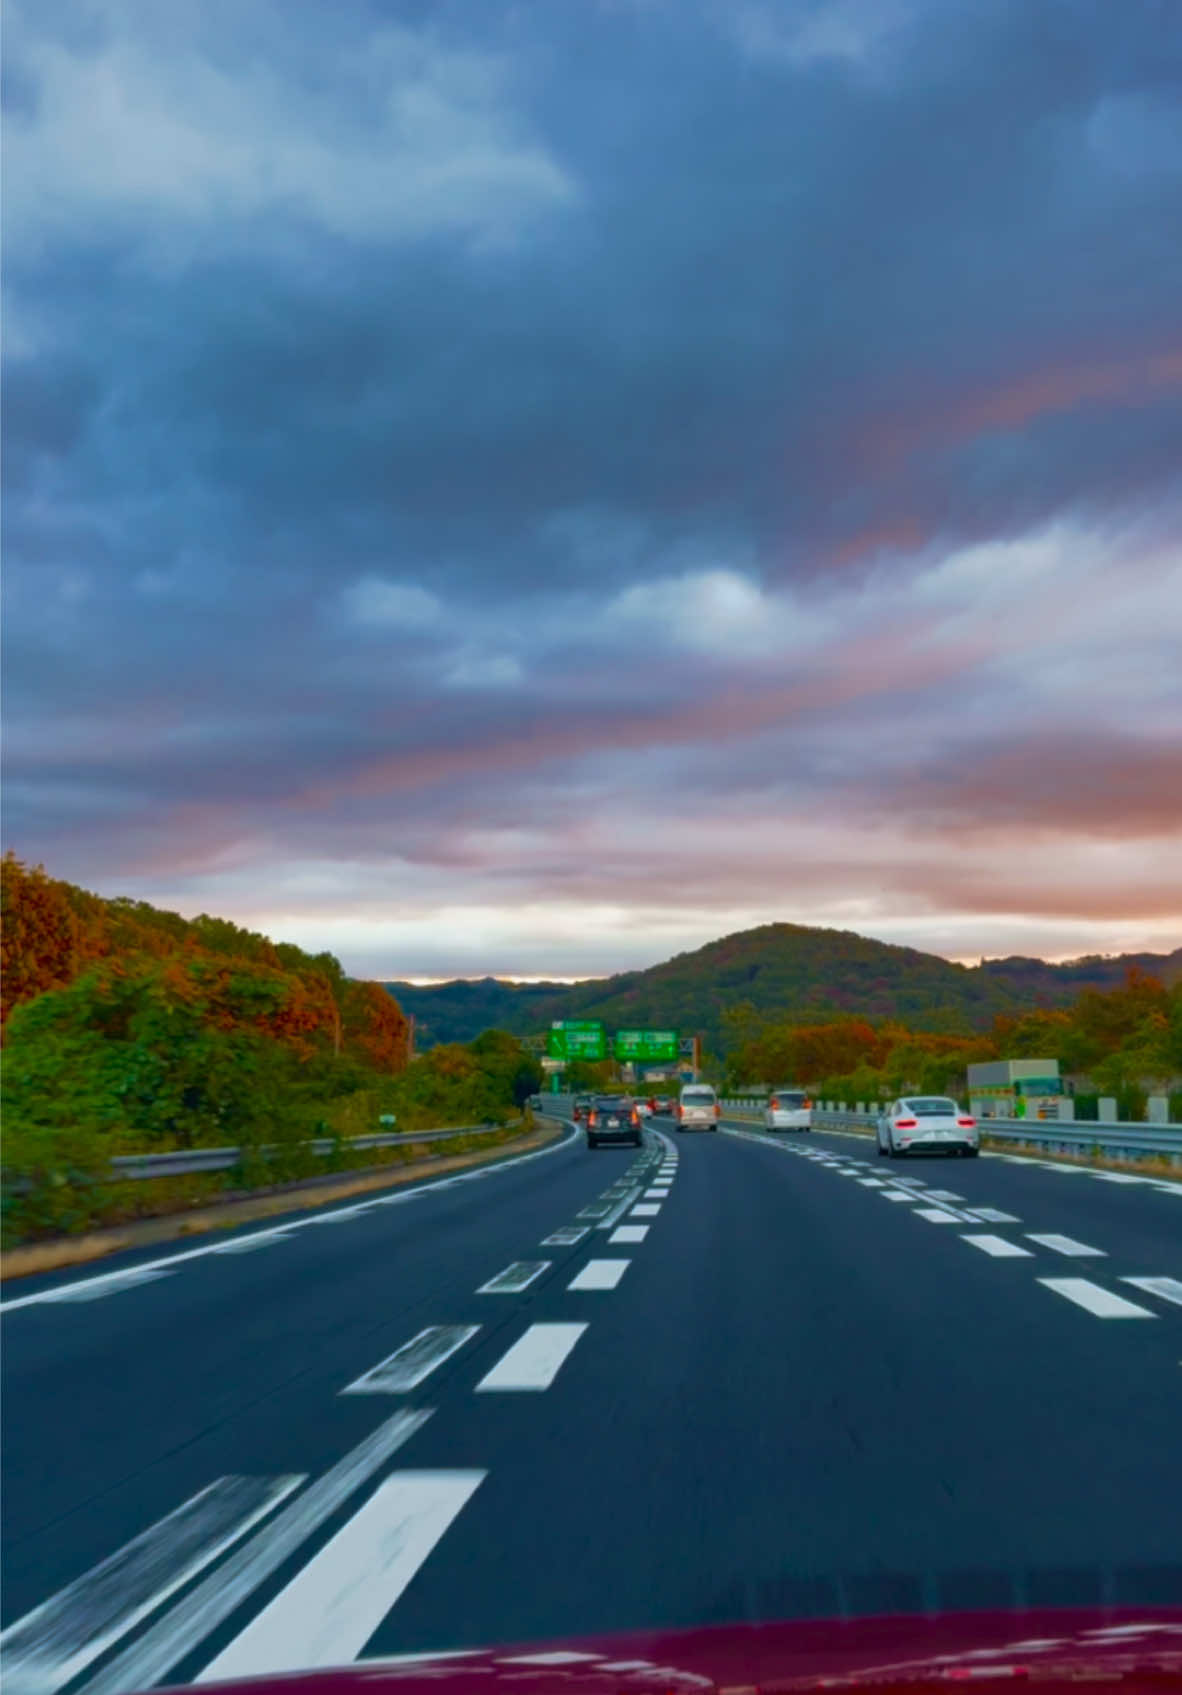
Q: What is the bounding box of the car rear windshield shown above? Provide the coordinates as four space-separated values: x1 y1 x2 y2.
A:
775 1091 807 1106
904 1097 959 1116
596 1097 633 1110
681 1089 715 1103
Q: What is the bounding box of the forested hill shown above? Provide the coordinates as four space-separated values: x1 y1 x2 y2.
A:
386 924 1182 1050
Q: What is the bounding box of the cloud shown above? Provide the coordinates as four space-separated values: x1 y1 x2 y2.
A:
4 3 575 257
3 0 1181 977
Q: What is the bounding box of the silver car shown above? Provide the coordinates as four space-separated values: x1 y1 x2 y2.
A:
877 1096 980 1158
677 1085 719 1130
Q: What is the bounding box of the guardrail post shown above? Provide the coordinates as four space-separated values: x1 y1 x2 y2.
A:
1057 1099 1075 1121
1148 1094 1169 1124
1099 1096 1117 1121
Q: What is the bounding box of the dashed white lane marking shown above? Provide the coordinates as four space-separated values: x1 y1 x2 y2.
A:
965 1208 1021 1224
856 1179 886 1187
476 1262 550 1295
630 1203 661 1216
608 1224 649 1244
914 1208 965 1223
643 1188 669 1200
476 1323 588 1391
341 1326 481 1395
567 1260 630 1291
1038 1278 1156 1319
541 1226 589 1246
596 1186 645 1230
0 1477 304 1695
961 1235 1034 1258
196 1472 485 1681
926 1191 965 1202
1025 1233 1106 1258
78 1411 431 1695
881 1191 918 1202
1121 1276 1182 1309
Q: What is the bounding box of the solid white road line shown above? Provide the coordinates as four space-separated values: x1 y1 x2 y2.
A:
341 1326 481 1395
79 1411 431 1695
2 1124 586 1316
609 1225 649 1244
567 1260 630 1291
1025 1234 1106 1258
2 1477 304 1695
914 1208 965 1223
210 1232 296 1254
541 1227 589 1246
961 1235 1034 1258
1038 1278 1156 1318
197 1473 485 1682
476 1262 550 1295
1120 1276 1182 1309
476 1323 588 1391
31 1269 173 1303
630 1203 661 1216
965 1208 1021 1224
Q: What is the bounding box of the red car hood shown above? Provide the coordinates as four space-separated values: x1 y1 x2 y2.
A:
192 1610 1181 1695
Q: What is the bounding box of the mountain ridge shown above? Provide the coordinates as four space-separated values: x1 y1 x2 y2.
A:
385 923 1182 1050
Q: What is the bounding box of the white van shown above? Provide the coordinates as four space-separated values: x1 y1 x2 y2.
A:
677 1084 719 1130
765 1088 812 1132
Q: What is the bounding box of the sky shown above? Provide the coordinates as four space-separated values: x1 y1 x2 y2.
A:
4 0 1181 982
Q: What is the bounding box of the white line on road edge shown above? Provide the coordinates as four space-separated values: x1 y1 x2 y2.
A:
1025 1234 1106 1258
1120 1276 1182 1309
567 1260 630 1291
476 1262 550 1295
609 1224 649 1244
960 1235 1034 1258
1037 1278 1156 1318
27 1268 173 1302
197 1473 485 1682
476 1323 588 1391
1 1477 304 1695
2 1124 584 1315
341 1326 481 1395
78 1410 431 1695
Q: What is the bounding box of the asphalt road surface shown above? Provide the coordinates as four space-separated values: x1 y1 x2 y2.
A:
3 1116 1180 1693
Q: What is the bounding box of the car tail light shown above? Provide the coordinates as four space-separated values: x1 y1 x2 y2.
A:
714 1103 721 1118
588 1110 598 1127
630 1108 640 1126
894 1117 918 1129
770 1097 779 1110
802 1098 812 1109
957 1116 976 1128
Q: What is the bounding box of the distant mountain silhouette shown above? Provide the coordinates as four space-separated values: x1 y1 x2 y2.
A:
386 924 1182 1050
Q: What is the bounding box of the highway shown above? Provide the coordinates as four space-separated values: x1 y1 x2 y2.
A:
2 1114 1180 1691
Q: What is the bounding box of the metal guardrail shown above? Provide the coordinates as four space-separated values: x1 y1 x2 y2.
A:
106 1123 519 1182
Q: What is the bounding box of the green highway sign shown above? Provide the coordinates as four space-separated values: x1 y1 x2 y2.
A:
612 1028 679 1063
547 1020 607 1061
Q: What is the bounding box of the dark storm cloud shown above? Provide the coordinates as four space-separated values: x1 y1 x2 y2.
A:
3 0 1180 969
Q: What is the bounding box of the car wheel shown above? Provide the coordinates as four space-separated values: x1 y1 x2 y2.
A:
587 1137 597 1150
888 1141 901 1159
877 1138 888 1157
967 1147 980 1158
633 1135 642 1147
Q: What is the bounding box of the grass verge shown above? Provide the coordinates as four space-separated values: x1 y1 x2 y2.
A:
1 1117 562 1280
